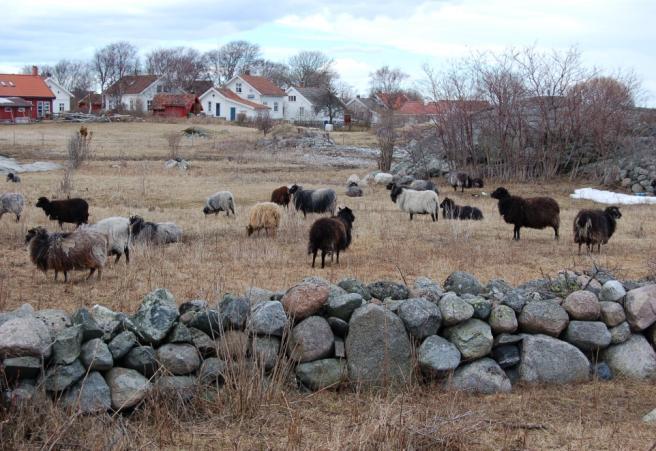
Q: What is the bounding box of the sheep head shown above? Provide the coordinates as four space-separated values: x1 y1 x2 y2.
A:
288 184 301 195
490 187 510 200
25 226 47 244
35 197 50 209
605 206 622 220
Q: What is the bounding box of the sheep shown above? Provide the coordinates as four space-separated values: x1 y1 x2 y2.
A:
390 185 439 222
347 174 360 186
203 191 235 216
490 187 560 241
247 202 282 237
386 179 438 193
448 172 473 192
25 227 108 282
83 216 131 264
373 172 394 186
440 197 483 220
573 206 622 254
345 182 363 198
270 186 291 208
471 177 484 188
6 173 21 183
289 184 337 218
0 192 24 222
308 206 355 268
35 196 89 227
129 215 182 245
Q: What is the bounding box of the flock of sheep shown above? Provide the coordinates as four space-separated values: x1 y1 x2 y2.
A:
0 167 625 281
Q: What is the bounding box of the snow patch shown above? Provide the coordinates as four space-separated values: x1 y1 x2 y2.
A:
571 188 656 205
0 156 63 173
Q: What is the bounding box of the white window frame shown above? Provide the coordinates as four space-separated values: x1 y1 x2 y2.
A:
273 102 278 112
147 100 153 110
299 106 305 116
4 107 11 112
129 99 134 110
17 107 25 113
59 103 65 112
236 82 242 93
288 95 296 102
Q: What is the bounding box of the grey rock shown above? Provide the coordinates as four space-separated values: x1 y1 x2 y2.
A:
602 334 656 379
178 299 208 315
609 322 631 344
289 316 334 363
189 327 216 356
34 309 71 338
215 330 248 361
131 288 179 344
411 277 444 303
383 299 404 313
52 325 83 365
443 319 493 360
61 371 111 414
43 359 86 392
518 301 569 336
166 323 193 344
492 345 520 368
346 304 412 386
593 362 613 381
562 291 600 320
155 376 196 401
599 280 626 303
80 338 113 371
599 302 626 327
334 337 346 358
624 285 656 330
338 278 372 300
0 315 52 359
247 301 288 337
296 359 346 391
2 356 41 380
156 344 200 375
0 303 34 328
489 305 518 334
198 357 227 385
219 294 250 330
493 334 524 347
443 271 484 296
519 335 590 384
449 358 512 394
6 379 36 404
501 290 527 313
105 367 151 410
438 293 474 326
327 317 349 338
366 280 409 300
108 331 137 360
486 279 514 298
250 335 280 371
326 293 364 321
464 296 492 320
397 298 441 340
71 308 104 341
90 305 122 340
244 287 275 304
187 310 222 338
123 346 159 377
417 335 460 376
565 321 611 351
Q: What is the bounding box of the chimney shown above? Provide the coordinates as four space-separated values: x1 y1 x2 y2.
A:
356 94 361 99
31 65 38 76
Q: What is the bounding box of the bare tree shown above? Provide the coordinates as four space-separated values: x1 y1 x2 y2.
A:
288 51 334 88
313 84 345 124
255 110 273 136
369 66 408 108
94 41 139 108
252 59 291 87
146 47 208 90
205 40 260 84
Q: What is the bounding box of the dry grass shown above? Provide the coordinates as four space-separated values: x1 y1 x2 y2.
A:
1 121 656 448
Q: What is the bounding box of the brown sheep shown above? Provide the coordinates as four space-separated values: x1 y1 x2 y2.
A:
491 187 560 241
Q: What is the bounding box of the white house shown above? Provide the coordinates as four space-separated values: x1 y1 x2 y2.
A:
104 75 177 112
199 87 269 121
44 77 73 114
284 86 346 124
223 73 285 119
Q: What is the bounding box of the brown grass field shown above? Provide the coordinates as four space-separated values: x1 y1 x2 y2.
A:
1 120 656 449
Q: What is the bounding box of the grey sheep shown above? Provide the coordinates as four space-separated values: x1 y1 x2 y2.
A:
0 192 25 222
203 191 236 216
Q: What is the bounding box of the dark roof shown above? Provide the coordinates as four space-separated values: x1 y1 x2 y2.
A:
0 97 33 107
0 74 55 98
350 96 382 111
105 75 159 95
184 80 213 95
217 88 269 110
240 74 285 96
294 87 347 109
78 92 102 105
152 93 198 110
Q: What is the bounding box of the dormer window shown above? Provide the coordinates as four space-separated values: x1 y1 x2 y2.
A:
236 82 242 93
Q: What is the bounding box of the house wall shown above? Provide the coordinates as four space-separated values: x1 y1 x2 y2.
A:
260 95 285 119
225 78 284 119
199 90 260 121
0 106 31 122
284 88 317 122
45 80 71 114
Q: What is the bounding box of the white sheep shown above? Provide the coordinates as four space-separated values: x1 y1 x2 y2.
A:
203 191 236 217
0 192 25 222
247 202 282 237
347 174 361 186
83 216 131 264
373 172 394 186
390 185 439 222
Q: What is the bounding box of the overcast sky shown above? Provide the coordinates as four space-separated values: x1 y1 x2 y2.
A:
2 0 654 105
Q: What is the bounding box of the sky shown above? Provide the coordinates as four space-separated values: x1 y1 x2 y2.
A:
2 0 655 105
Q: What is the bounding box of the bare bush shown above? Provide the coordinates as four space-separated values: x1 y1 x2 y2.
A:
166 132 183 159
67 126 93 169
375 110 398 171
255 111 273 136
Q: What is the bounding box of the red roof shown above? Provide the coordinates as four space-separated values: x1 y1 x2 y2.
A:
105 75 158 95
218 88 269 110
152 93 198 110
240 74 285 96
0 74 55 98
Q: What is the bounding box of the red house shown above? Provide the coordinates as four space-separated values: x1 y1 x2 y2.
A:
151 93 202 118
0 67 55 120
0 97 33 123
77 92 103 113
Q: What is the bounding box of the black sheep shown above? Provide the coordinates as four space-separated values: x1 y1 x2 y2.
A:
471 178 484 188
573 206 622 254
440 197 483 220
35 197 89 228
308 206 355 268
490 187 560 241
6 173 21 183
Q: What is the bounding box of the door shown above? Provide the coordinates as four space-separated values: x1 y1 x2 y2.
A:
230 107 236 121
216 103 221 117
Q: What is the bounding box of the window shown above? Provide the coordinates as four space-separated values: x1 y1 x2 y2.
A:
157 85 163 93
43 102 50 113
247 94 255 99
288 95 296 102
37 101 43 117
147 100 153 110
299 106 305 116
207 101 212 113
18 107 25 113
4 107 10 112
236 82 242 93
273 102 278 112
129 99 134 110
59 103 64 112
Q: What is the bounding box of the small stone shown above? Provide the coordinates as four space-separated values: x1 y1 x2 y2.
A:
599 302 626 327
609 322 631 344
366 280 409 300
599 280 626 303
179 299 208 315
52 325 83 365
90 305 122 340
562 291 600 320
131 288 179 344
643 408 656 423
2 356 41 380
327 317 349 337
338 278 372 300
281 281 330 320
464 296 492 320
443 319 493 360
219 294 250 330
80 338 114 371
289 316 334 363
198 357 227 385
449 358 512 394
438 293 474 326
247 301 288 337
501 290 527 313
493 334 524 347
71 308 104 341
155 376 196 401
244 287 275 304
296 359 346 391
166 323 193 344
489 305 518 334
122 346 159 377
326 293 364 321
397 298 441 340
443 272 484 296
34 309 71 338
187 310 222 338
43 360 86 392
250 336 280 371
417 335 460 376
564 321 612 351
334 337 346 358
108 331 137 360
492 344 520 368
105 367 151 410
157 343 201 375
518 301 569 337
592 362 613 381
189 327 216 356
0 316 52 359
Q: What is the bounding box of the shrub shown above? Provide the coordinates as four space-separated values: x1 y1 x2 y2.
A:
67 126 93 169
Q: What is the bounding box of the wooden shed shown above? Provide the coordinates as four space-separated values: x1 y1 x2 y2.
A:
152 93 202 118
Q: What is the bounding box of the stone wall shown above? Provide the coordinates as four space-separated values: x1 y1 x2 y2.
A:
2 269 656 413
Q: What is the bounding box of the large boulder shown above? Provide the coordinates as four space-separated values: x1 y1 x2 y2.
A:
624 285 656 331
43 360 86 392
562 291 600 320
438 293 474 326
346 304 412 386
443 319 493 360
52 325 83 365
599 302 626 327
599 280 626 303
186 310 221 337
218 294 250 330
61 371 111 414
2 356 41 380
500 290 527 313
198 357 227 385
131 288 179 344
295 359 346 391
247 301 288 337
338 278 372 300
444 272 484 296
449 358 512 394
71 308 104 341
122 346 159 377
367 281 409 301
397 298 441 340
602 334 656 379
417 335 461 376
0 316 52 359
34 309 71 338
105 367 152 410
244 287 275 304
157 343 201 375
489 305 518 334
564 321 611 351
326 293 364 321
289 316 334 363
411 277 444 303
80 338 114 371
519 334 590 384
281 281 330 320
491 344 520 368
518 301 569 336
108 331 138 360
90 305 122 340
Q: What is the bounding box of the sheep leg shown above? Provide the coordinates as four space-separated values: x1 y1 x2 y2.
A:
87 268 96 280
54 271 58 281
578 243 582 255
409 213 413 221
336 251 340 264
124 247 130 264
97 267 102 281
64 271 68 283
554 227 559 240
311 250 317 268
230 204 235 216
321 251 326 269
15 214 20 222
513 225 520 241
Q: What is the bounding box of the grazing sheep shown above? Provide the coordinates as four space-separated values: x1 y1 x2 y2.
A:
345 182 363 198
247 202 282 237
25 227 108 282
129 215 182 245
83 216 131 264
390 185 439 222
203 191 235 216
308 207 355 268
35 196 89 227
6 173 21 183
373 172 394 186
573 206 622 254
0 192 24 222
270 186 291 208
471 177 484 188
347 174 360 186
440 197 483 220
448 172 473 192
490 187 560 241
289 184 337 218
386 179 438 193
